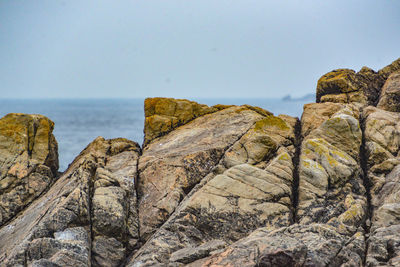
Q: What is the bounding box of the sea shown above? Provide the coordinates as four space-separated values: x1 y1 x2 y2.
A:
0 97 313 171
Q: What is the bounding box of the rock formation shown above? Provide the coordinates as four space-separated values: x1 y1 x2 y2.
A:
0 114 58 227
1 57 400 266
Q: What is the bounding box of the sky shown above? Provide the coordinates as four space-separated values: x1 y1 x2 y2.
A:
1 0 399 99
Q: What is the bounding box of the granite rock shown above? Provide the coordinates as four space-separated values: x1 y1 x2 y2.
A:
137 105 273 240
316 58 400 106
1 57 400 267
128 111 298 266
377 71 400 112
0 137 140 267
0 113 58 227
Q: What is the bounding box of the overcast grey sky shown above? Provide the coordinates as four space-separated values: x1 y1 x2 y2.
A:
1 1 399 99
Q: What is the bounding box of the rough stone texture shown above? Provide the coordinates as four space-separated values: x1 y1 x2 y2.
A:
232 102 372 266
0 113 58 227
377 71 400 112
137 105 274 241
2 57 400 267
0 137 140 267
192 224 365 267
298 103 367 236
170 239 226 264
362 104 400 266
143 98 224 146
378 58 400 81
128 112 297 266
91 138 141 266
366 165 400 266
143 98 274 147
316 67 383 106
316 58 400 106
363 106 400 197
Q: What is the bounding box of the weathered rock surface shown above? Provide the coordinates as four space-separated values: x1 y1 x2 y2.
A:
128 112 298 265
366 165 400 266
316 68 383 105
316 58 400 106
362 105 400 266
0 136 140 267
377 71 400 112
1 57 400 267
298 103 366 235
143 98 225 146
378 58 400 81
193 101 369 267
0 113 58 227
192 224 365 267
363 106 400 196
137 104 274 240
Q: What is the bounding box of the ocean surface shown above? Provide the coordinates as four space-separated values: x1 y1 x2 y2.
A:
0 98 313 171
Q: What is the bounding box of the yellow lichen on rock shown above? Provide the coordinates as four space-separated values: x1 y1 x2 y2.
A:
316 58 400 106
223 114 295 168
254 115 290 132
0 113 59 227
143 98 276 147
378 57 400 80
143 98 220 146
316 69 358 102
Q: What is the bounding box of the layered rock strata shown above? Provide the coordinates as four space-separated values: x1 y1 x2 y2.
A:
1 57 400 267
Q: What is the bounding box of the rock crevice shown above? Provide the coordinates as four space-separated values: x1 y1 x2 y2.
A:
290 118 302 223
1 57 400 267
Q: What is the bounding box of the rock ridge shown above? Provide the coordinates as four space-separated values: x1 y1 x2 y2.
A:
0 57 400 266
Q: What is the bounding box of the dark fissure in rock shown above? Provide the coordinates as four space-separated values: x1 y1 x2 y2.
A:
291 118 302 224
359 111 373 265
88 166 96 266
122 155 143 265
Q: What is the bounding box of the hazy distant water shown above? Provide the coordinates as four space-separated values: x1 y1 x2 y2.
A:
0 98 312 171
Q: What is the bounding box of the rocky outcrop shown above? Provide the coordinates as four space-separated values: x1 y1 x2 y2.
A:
0 137 140 267
137 104 275 241
316 58 400 106
128 112 298 265
143 98 230 146
378 58 400 81
362 104 400 266
316 67 383 105
366 165 400 266
298 103 366 233
377 71 400 112
1 57 400 267
193 223 365 267
0 113 58 227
